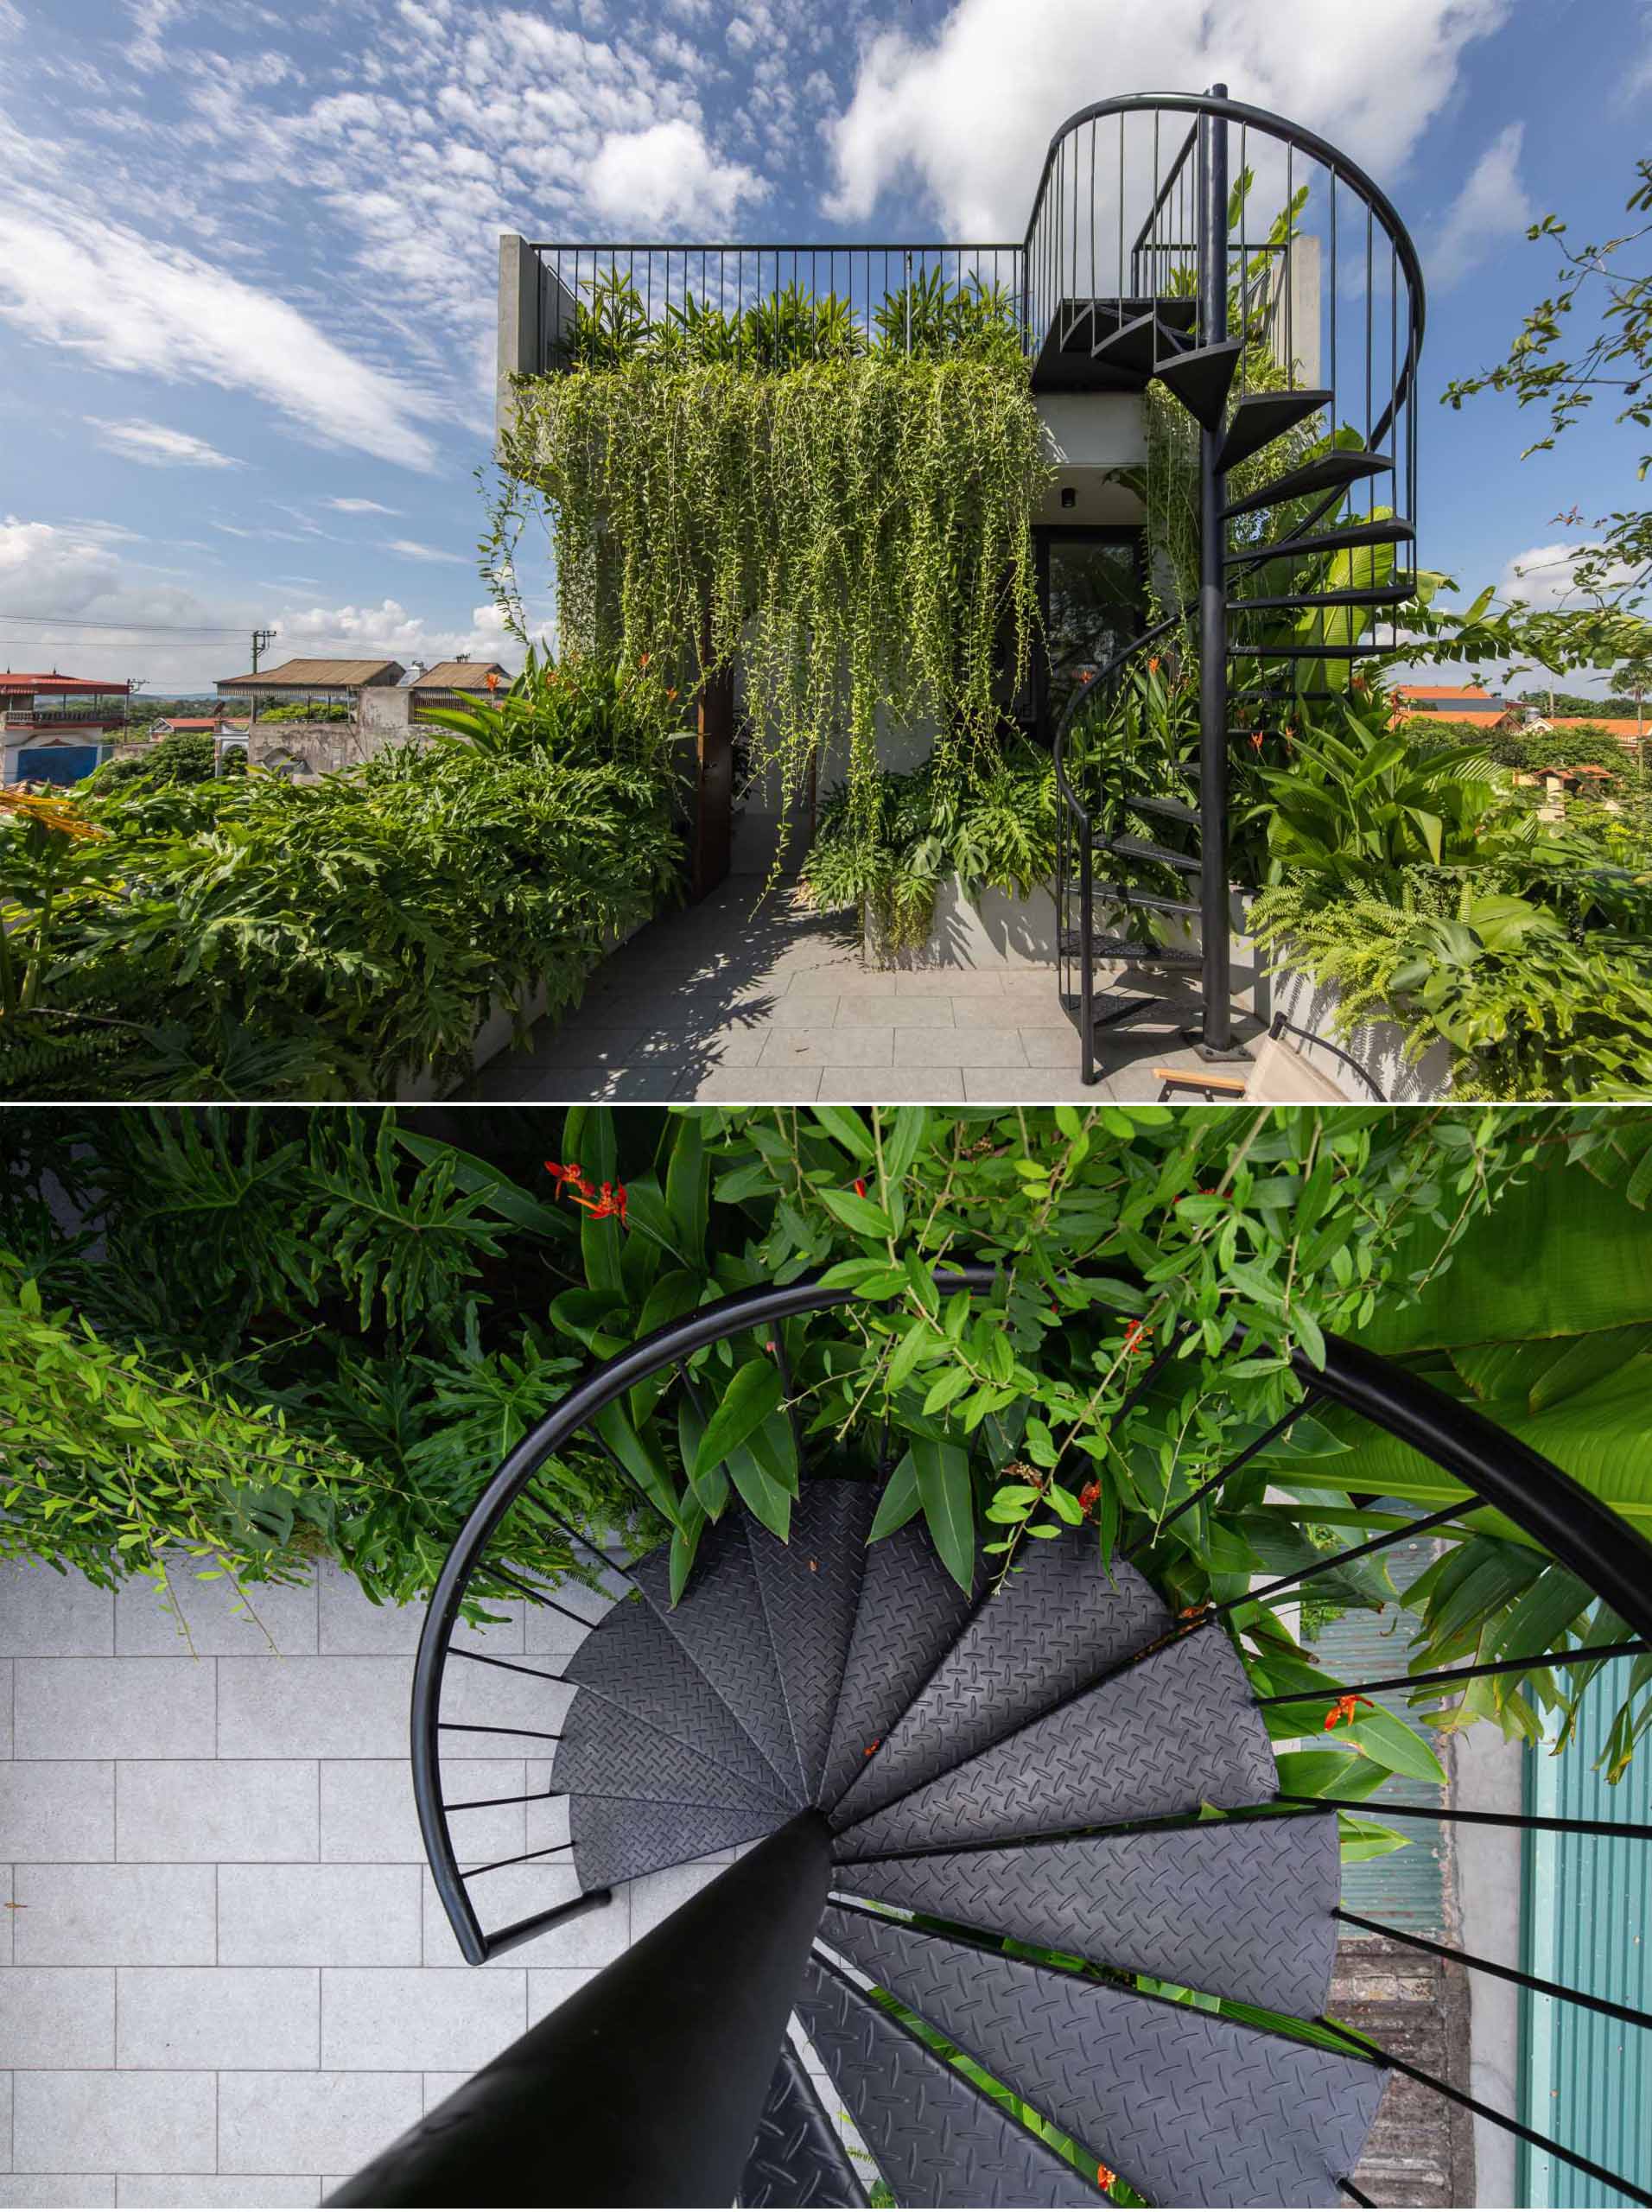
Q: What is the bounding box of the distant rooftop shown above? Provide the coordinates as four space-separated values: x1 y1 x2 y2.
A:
410 660 511 691
216 658 405 692
0 671 130 695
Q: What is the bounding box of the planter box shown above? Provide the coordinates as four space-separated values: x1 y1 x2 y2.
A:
866 877 1262 1005
1258 943 1453 1103
395 912 651 1102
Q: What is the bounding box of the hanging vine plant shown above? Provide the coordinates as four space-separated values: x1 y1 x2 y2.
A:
499 349 1049 827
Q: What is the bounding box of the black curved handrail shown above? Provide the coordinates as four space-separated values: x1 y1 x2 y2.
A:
1021 88 1426 446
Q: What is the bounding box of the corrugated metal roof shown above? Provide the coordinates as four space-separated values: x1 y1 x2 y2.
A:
1522 1656 1651 2209
216 658 404 690
0 673 129 693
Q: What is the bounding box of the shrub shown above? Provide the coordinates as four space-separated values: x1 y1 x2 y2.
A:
0 653 687 1101
86 731 244 790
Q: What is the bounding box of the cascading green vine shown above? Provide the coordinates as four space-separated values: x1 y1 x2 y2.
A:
502 355 1049 829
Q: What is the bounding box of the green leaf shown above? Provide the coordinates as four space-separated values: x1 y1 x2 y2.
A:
394 1131 573 1241
564 1106 624 1300
914 1436 975 1594
669 1497 707 1605
868 1450 921 1540
922 1367 972 1415
1273 1747 1393 1801
810 1107 875 1163
692 1358 785 1481
819 1189 894 1239
594 1401 683 1532
664 1114 708 1268
677 1396 728 1519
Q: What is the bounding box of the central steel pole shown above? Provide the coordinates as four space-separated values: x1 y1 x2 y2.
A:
1194 85 1243 1058
329 1810 834 2208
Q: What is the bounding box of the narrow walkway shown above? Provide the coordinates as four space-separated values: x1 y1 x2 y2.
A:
467 877 1262 1103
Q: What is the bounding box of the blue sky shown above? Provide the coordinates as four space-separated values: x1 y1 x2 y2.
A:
0 0 1644 694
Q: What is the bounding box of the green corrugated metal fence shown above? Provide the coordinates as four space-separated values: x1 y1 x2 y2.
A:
1521 1656 1652 2209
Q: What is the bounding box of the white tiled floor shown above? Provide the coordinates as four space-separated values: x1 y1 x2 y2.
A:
0 1558 737 2206
463 873 1265 1103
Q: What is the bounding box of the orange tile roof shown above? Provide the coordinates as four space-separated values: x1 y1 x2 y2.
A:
1393 683 1494 700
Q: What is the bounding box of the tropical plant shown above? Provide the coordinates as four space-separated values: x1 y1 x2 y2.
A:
801 744 1058 957
1251 680 1535 887
86 731 245 790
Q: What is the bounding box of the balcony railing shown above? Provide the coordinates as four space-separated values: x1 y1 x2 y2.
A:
3 706 126 730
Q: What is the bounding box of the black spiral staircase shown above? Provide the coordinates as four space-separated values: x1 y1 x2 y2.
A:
322 1270 1652 2211
1035 91 1424 1082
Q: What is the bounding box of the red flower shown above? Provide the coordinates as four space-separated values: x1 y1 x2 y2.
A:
544 1159 593 1198
1249 731 1265 753
864 1739 880 1757
1122 1320 1149 1354
853 1178 867 1199
485 671 501 692
1078 1480 1101 1517
1096 2164 1116 2192
571 1179 628 1226
1325 1693 1373 1732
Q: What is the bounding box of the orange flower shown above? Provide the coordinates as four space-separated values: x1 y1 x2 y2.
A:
639 652 651 670
1325 1693 1372 1732
853 1178 867 1199
0 786 105 840
863 1739 880 1756
1249 731 1265 753
543 1159 593 1198
485 671 501 692
1122 1320 1149 1354
1096 2164 1116 2192
1147 656 1160 674
567 1179 627 1225
1078 1481 1102 1517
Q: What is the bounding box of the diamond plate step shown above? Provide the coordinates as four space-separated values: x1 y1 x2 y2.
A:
737 2040 869 2208
551 1688 790 1815
630 1511 807 1802
795 1951 1105 2207
564 1592 806 1810
568 1793 780 1891
831 1630 1276 1859
748 1480 876 1802
830 1541 1171 1834
834 1812 1342 2017
820 1520 976 1812
820 1907 1387 2210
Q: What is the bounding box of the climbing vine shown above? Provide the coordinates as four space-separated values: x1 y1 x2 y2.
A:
502 354 1049 828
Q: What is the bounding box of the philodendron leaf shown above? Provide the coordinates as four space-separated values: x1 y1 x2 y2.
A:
692 1357 785 1482
914 1435 975 1594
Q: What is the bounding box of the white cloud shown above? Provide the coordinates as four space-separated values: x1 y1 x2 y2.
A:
86 417 243 469
0 179 443 470
323 498 401 517
385 538 469 563
1496 540 1636 612
588 118 766 231
0 518 526 692
824 0 1511 234
1429 124 1533 289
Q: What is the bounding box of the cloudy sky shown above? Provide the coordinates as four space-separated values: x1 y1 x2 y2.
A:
0 0 1644 692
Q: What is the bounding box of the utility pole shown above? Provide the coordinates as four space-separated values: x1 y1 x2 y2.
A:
250 626 276 675
221 626 275 779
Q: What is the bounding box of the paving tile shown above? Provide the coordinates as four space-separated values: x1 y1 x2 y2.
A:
520 1588 614 1660
815 1067 968 1103
114 1566 318 1658
13 1866 215 1967
12 2073 215 2174
0 2066 8 2152
855 992 949 1025
0 2179 118 2207
476 1062 690 1103
688 1027 769 1067
117 1761 317 1864
1019 1024 1087 1068
892 968 1022 997
525 1968 600 2024
422 1867 627 1971
0 1970 115 2067
961 1065 1102 1103
683 1068 821 1103
14 1662 215 1763
318 1759 523 1866
218 2070 421 2176
118 2179 321 2208
0 1665 10 1760
0 1567 114 1657
438 1659 569 1748
893 1021 1026 1067
316 1568 523 1658
1 1864 11 1962
320 1968 525 2071
0 1769 113 1863
216 1657 412 1759
219 1864 422 1967
118 1966 318 2069
759 1026 893 1067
